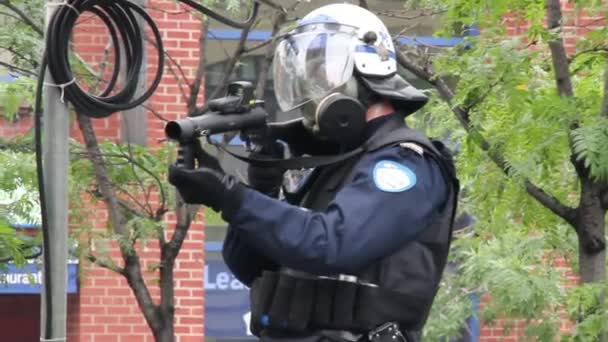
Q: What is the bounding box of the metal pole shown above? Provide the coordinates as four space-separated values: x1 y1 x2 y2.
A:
40 1 69 341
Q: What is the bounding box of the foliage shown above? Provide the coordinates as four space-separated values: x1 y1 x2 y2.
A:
0 149 39 265
69 141 173 258
403 0 608 340
0 77 36 121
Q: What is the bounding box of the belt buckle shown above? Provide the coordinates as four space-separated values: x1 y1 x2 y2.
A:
367 322 407 342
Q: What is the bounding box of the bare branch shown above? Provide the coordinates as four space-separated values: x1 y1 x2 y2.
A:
162 46 191 89
142 5 191 15
395 48 433 81
164 59 191 104
546 0 574 97
243 38 274 54
196 12 260 114
143 104 170 122
145 36 192 97
255 10 287 98
377 9 447 21
257 0 286 13
188 17 208 115
0 60 36 77
0 0 43 36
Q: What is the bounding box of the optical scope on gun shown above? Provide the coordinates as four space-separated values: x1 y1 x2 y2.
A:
165 81 268 168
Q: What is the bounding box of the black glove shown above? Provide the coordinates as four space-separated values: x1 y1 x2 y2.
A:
245 136 286 198
168 142 244 216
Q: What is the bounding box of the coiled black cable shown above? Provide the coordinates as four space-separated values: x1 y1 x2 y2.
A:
46 0 165 118
44 0 260 118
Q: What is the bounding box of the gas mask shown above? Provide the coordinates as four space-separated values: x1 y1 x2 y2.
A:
300 77 367 147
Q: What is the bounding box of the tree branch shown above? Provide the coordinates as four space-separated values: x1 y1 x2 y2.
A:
376 9 447 21
77 115 127 236
87 253 125 274
77 149 168 217
243 38 274 54
143 104 169 122
159 242 175 325
164 60 191 107
396 48 578 223
546 0 574 97
0 60 36 77
255 10 286 98
0 0 43 36
0 45 39 70
195 10 260 114
188 17 208 115
166 197 194 260
601 59 608 117
77 89 159 308
123 254 162 332
568 46 608 64
257 0 286 13
0 10 20 22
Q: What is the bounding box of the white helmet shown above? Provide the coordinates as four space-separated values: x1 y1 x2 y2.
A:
272 3 428 119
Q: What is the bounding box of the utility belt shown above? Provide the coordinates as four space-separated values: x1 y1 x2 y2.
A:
249 270 423 340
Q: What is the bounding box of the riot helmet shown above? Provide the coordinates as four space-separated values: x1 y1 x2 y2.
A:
272 4 428 144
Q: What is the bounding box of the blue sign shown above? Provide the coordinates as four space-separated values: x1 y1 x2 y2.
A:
205 259 254 339
0 262 78 294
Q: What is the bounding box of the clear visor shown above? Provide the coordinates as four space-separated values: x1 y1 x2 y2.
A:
273 26 357 113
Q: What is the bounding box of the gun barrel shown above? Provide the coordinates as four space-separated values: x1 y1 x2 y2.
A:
165 108 267 142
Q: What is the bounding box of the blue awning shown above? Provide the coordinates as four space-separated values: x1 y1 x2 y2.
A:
207 29 471 47
0 262 78 294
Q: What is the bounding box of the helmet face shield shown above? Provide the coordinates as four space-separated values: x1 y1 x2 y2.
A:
273 26 357 113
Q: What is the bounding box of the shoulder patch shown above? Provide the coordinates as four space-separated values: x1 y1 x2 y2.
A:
372 160 417 193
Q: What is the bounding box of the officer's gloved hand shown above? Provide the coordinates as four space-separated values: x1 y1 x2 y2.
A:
168 142 244 215
246 139 286 198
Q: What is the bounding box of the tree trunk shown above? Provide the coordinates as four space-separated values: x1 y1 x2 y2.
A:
575 179 607 340
153 321 175 342
578 236 606 283
576 176 607 283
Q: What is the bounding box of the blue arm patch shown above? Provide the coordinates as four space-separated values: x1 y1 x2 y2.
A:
372 160 417 192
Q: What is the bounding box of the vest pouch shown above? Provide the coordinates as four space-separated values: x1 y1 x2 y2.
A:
250 271 279 336
267 273 297 329
332 280 359 329
287 277 316 332
311 278 336 328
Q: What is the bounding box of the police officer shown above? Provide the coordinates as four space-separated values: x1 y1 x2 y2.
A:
169 4 459 342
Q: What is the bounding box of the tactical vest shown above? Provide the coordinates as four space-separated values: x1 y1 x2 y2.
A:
248 120 460 338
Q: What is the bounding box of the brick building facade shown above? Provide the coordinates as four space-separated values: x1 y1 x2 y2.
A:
0 0 604 341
